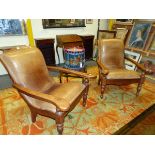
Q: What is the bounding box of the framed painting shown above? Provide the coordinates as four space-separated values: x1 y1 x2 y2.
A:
127 21 152 50
42 19 85 28
0 19 27 36
86 19 93 24
125 50 142 70
146 31 155 52
116 28 128 42
115 19 133 24
98 30 116 40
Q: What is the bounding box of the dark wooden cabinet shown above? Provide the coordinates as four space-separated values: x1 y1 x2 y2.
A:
79 35 94 60
35 38 55 65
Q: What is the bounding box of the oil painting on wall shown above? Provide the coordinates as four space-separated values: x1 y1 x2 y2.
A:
42 19 85 28
0 19 26 36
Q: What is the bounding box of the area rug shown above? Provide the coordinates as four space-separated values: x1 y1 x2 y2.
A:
0 66 155 135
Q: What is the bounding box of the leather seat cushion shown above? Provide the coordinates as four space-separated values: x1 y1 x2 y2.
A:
23 82 85 113
106 69 140 79
49 82 85 105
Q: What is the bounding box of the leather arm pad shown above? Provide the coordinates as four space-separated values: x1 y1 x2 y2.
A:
47 66 97 79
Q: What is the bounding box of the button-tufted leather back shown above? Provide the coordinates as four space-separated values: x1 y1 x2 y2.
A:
98 39 125 69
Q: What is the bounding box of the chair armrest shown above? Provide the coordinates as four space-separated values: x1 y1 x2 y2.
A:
13 83 70 112
125 56 152 73
47 66 96 79
97 59 109 75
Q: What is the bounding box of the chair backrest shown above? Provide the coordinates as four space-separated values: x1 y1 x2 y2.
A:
0 46 55 92
98 39 125 69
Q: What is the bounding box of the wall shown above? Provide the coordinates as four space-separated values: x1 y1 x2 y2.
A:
31 19 98 64
0 36 29 48
0 19 100 75
0 35 29 75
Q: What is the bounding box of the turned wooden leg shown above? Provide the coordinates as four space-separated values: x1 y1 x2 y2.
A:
66 73 69 83
59 72 62 83
100 81 106 99
30 108 37 123
98 77 101 85
83 78 89 107
136 82 141 96
136 72 145 96
31 113 37 123
100 75 107 99
56 109 64 135
56 45 60 65
98 70 101 85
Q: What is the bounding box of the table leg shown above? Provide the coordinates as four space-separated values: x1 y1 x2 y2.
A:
56 45 60 65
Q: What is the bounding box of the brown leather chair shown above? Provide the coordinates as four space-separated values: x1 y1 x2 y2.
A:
97 39 149 99
0 46 96 134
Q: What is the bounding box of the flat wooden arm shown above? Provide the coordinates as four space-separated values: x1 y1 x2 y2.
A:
97 59 109 75
47 66 96 79
13 83 70 112
125 56 151 73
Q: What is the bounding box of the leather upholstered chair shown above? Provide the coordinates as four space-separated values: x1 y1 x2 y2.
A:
0 46 96 134
97 39 149 99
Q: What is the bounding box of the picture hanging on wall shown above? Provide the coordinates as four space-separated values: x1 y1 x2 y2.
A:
42 19 85 28
0 19 27 36
86 19 93 24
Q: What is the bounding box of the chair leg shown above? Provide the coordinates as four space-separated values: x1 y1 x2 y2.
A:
83 78 89 107
83 90 88 107
59 73 62 83
56 122 64 135
66 73 69 83
136 73 145 96
136 82 141 96
98 77 101 85
98 71 101 85
56 109 64 135
100 81 106 99
30 108 37 123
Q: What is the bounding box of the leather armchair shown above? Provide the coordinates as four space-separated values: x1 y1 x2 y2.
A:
0 46 96 134
97 39 150 99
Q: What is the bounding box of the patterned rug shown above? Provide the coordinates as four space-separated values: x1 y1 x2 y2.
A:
0 66 155 135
